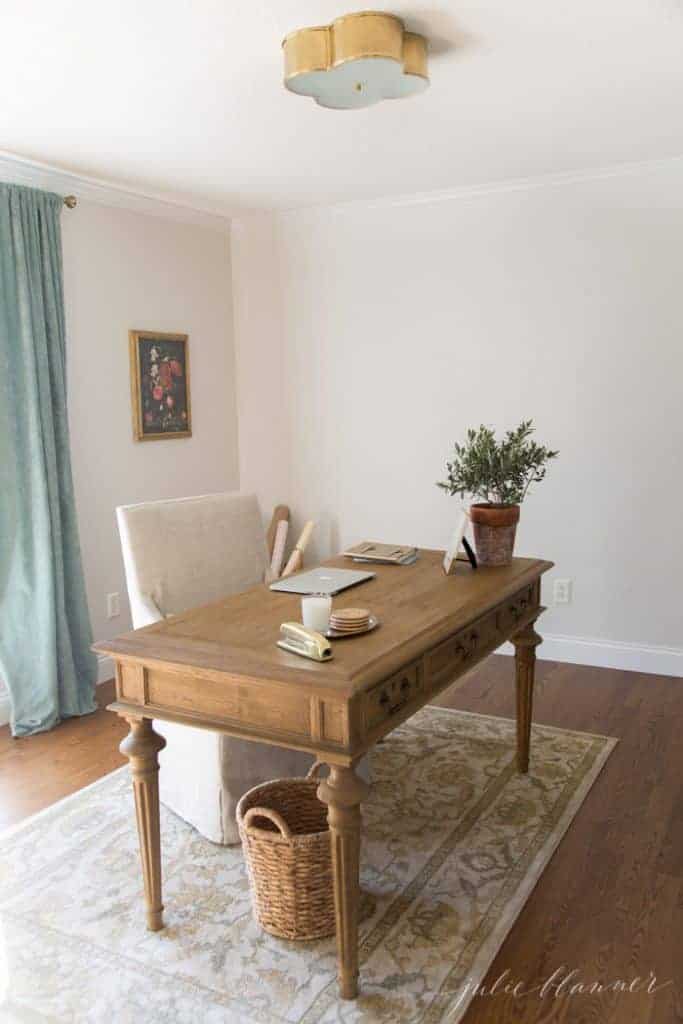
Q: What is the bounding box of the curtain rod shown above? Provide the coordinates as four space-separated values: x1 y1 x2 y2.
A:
63 195 77 208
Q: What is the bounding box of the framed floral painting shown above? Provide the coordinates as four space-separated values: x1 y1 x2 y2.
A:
129 330 191 441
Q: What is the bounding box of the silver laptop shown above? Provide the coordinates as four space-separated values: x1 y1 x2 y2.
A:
269 567 375 596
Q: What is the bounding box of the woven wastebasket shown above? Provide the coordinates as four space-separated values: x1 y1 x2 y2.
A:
237 763 335 941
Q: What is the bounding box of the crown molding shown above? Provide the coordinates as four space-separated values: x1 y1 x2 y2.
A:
280 153 683 220
4 149 682 228
0 150 232 231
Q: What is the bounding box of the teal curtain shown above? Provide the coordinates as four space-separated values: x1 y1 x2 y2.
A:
0 183 97 736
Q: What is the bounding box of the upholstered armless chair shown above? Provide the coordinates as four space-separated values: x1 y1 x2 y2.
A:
116 492 314 844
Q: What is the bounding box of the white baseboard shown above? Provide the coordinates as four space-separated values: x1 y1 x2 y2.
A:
1 636 679 732
497 633 683 678
96 639 683 682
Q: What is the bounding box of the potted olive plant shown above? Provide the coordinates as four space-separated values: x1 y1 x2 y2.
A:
438 421 558 566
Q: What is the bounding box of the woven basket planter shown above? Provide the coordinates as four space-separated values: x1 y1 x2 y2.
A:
237 763 335 941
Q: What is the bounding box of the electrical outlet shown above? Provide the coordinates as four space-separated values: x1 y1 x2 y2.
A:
106 592 120 619
553 578 572 605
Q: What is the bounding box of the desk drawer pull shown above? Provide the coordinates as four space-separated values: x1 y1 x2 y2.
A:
366 664 421 729
456 630 479 660
509 596 529 620
379 676 412 714
379 694 408 715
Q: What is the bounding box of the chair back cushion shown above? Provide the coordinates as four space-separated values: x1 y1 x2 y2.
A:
117 492 268 625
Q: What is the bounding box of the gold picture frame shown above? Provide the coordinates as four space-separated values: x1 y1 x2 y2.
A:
129 330 192 442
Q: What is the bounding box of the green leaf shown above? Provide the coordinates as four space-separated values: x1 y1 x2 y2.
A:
436 420 559 505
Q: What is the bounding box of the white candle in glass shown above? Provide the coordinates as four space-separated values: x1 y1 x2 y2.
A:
302 594 332 632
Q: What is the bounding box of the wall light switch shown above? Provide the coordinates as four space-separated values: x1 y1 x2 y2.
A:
553 579 572 605
106 592 120 619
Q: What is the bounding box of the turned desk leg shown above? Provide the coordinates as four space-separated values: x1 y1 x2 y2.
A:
120 717 166 931
512 621 542 774
317 764 370 1000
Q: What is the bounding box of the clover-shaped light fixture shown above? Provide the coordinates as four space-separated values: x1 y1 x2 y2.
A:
283 11 429 110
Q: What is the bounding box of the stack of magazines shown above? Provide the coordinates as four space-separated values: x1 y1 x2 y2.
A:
342 542 418 566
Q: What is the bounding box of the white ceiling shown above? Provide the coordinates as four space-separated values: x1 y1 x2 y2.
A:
1 1 682 213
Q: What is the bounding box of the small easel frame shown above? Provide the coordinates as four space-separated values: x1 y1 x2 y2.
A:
443 509 478 575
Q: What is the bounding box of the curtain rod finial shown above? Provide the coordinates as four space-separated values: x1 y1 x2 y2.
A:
63 195 77 209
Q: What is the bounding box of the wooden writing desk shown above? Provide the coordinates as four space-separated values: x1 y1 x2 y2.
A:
95 550 552 999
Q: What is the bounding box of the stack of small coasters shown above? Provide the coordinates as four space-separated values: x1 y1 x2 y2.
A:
328 607 371 635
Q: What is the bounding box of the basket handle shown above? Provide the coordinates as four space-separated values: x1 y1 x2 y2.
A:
306 761 326 780
243 806 292 839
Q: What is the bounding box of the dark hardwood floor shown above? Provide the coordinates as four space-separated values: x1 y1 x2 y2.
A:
1 657 681 1022
435 656 683 1024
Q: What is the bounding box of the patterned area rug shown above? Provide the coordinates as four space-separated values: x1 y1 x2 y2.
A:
0 707 616 1023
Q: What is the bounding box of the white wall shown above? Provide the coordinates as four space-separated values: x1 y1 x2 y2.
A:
63 201 239 663
230 214 290 517
233 162 683 676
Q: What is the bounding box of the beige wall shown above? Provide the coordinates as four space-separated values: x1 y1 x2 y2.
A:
63 201 239 657
232 162 683 676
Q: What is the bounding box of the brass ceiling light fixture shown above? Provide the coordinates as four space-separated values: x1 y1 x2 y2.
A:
282 11 429 110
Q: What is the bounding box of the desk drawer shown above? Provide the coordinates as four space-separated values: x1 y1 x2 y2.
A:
145 669 311 737
364 663 423 732
497 585 535 633
425 612 499 692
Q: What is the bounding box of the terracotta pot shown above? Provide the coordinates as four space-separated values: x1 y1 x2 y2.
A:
469 504 520 566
